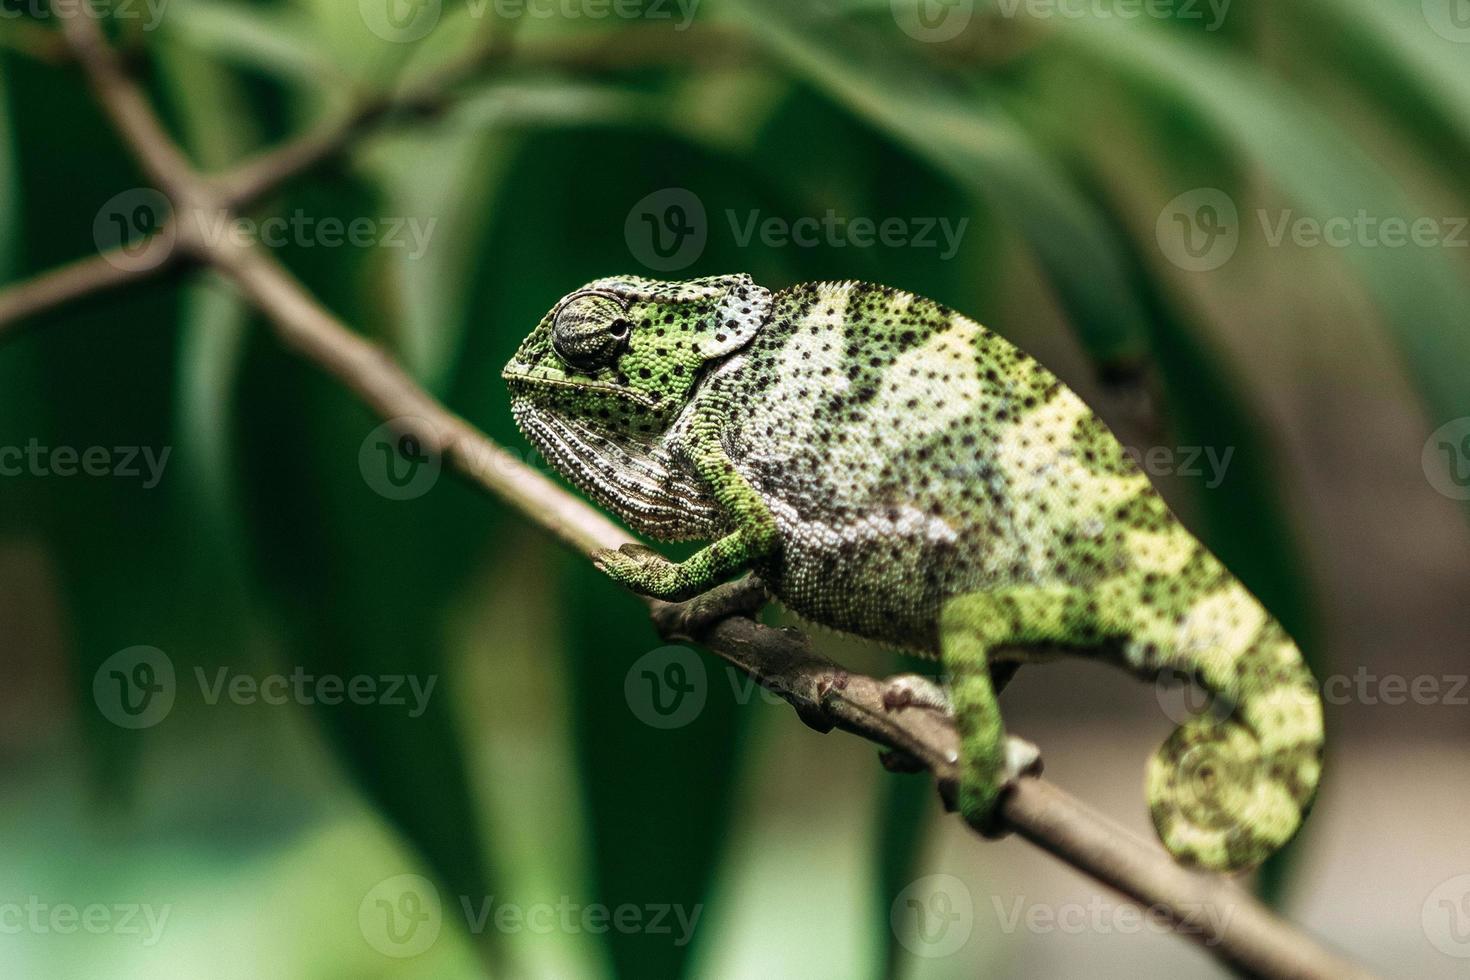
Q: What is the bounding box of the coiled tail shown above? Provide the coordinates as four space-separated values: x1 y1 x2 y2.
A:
1144 616 1324 874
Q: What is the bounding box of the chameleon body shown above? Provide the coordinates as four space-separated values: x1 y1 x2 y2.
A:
504 274 1323 873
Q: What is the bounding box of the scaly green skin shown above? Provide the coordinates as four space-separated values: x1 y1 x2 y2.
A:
504 274 1324 873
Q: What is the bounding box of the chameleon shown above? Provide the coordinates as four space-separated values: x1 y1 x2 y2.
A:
503 273 1323 873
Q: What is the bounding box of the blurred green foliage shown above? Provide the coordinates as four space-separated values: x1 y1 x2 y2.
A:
1 0 1467 976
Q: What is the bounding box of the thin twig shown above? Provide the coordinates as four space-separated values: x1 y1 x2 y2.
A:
0 234 178 338
54 0 199 204
217 23 753 210
1 9 1378 979
0 20 72 64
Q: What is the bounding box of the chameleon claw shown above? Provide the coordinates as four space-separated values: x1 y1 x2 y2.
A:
882 673 952 713
966 735 1045 839
651 574 771 640
815 669 851 701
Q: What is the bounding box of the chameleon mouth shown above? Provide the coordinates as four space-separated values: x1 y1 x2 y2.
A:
500 363 661 408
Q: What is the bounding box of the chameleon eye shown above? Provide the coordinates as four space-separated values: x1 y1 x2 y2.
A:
551 293 630 372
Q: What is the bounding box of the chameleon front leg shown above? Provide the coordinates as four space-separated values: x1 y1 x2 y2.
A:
593 435 779 602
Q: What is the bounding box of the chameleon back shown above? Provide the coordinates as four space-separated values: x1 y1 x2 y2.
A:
697 279 1323 871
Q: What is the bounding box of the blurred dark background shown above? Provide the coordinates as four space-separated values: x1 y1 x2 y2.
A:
2 0 1469 976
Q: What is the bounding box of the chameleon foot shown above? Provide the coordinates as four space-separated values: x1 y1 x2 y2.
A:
963 734 1044 839
592 543 697 601
882 673 951 713
651 574 769 641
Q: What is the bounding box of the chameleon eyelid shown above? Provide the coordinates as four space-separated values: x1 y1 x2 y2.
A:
551 288 630 318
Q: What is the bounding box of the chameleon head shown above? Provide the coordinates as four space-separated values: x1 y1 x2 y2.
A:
502 274 771 540
502 273 770 437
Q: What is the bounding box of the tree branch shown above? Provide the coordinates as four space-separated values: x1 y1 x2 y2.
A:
0 234 178 339
0 9 1377 979
54 0 199 204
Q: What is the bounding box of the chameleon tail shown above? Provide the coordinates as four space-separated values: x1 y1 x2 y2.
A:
1144 617 1323 874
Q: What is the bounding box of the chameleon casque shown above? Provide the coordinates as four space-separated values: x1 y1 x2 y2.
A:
503 273 1323 873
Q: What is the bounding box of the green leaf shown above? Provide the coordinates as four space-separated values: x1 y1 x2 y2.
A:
720 0 1155 368
163 0 343 88
1057 18 1470 507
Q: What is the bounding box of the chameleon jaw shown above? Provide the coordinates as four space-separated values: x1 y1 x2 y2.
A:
500 367 662 409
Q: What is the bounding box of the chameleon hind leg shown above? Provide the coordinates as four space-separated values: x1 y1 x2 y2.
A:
940 586 1096 837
